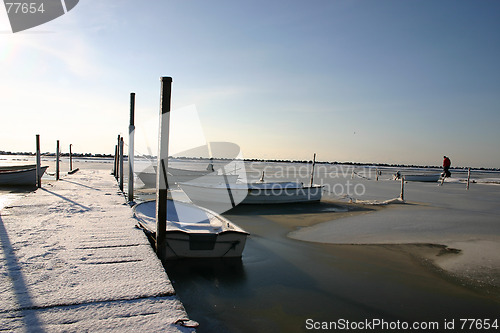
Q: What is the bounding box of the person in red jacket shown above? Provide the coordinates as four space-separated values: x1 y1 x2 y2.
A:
442 156 451 178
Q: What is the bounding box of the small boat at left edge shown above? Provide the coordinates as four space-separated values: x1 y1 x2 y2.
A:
0 165 49 186
133 199 249 260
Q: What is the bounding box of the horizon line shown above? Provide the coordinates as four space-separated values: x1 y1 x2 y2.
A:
1 151 498 171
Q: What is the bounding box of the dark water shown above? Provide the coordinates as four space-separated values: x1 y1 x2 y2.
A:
163 203 500 333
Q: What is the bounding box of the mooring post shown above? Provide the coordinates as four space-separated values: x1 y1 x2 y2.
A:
467 167 471 190
128 93 136 202
309 153 316 187
69 144 73 171
111 145 118 178
119 137 124 192
156 76 173 262
115 135 121 179
36 134 41 188
56 140 60 181
400 177 405 201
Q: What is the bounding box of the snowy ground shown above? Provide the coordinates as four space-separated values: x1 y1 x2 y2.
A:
290 176 500 289
0 170 195 332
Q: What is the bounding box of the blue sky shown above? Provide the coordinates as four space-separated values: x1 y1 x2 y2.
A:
1 1 499 168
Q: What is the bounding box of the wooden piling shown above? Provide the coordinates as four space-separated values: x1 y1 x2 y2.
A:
113 144 118 177
467 167 471 190
119 137 124 192
115 135 121 179
400 177 405 201
309 153 316 187
69 144 73 171
36 134 41 188
376 168 379 181
56 140 60 181
128 93 136 202
156 76 173 262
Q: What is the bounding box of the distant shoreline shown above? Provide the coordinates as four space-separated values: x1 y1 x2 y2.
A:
1 151 498 171
0 151 114 159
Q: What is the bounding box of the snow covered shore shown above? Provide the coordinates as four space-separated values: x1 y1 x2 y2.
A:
290 178 500 290
0 169 195 332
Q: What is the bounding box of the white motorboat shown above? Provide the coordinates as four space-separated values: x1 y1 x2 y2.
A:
133 199 248 259
136 168 239 188
179 181 323 209
0 165 48 186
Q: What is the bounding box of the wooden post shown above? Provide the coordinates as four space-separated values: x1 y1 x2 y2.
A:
467 167 471 190
113 144 118 177
400 177 405 201
376 168 379 181
119 137 124 192
112 143 116 176
309 153 316 187
128 93 136 202
36 134 41 188
69 144 73 171
156 76 173 262
56 140 60 181
115 135 121 179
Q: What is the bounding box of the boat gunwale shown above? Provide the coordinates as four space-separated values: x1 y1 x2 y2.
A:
0 165 48 174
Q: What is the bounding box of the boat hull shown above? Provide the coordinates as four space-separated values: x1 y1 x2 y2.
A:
0 166 48 186
244 185 323 204
136 170 238 188
163 230 247 259
179 182 323 207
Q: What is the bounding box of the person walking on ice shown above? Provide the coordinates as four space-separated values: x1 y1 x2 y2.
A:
442 155 451 178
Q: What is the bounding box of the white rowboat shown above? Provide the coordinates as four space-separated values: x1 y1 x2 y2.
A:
133 200 248 260
179 181 323 208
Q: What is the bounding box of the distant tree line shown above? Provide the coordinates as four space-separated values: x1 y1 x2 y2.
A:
171 156 500 171
0 150 114 158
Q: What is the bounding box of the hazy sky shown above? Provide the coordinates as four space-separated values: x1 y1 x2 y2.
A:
1 1 499 168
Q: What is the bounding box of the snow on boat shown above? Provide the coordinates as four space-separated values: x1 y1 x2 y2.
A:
179 181 323 208
133 199 248 259
0 165 48 186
